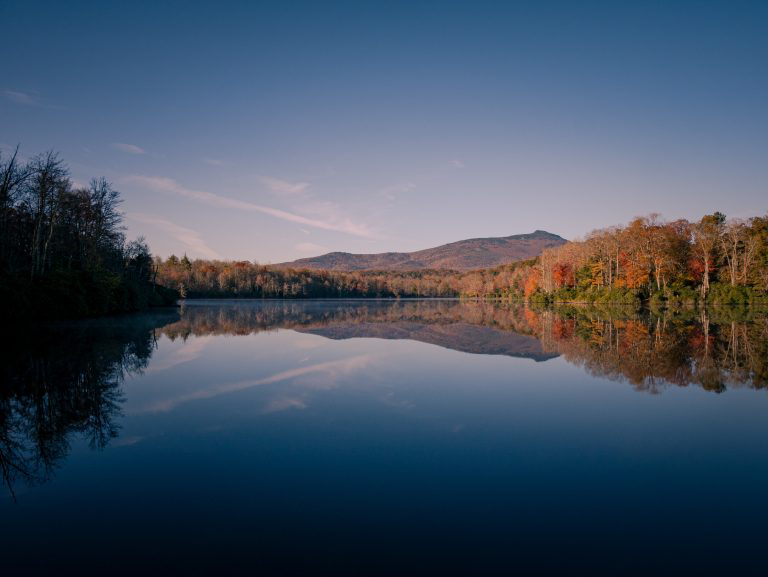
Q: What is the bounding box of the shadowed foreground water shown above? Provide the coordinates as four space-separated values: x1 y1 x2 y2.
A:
2 300 768 575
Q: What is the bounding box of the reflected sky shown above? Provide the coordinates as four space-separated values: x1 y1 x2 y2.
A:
2 301 768 575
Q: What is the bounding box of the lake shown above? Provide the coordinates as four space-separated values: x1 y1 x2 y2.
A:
2 300 768 575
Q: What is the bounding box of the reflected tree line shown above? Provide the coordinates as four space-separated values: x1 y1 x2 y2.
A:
161 300 536 340
0 313 176 499
166 301 768 393
526 306 768 393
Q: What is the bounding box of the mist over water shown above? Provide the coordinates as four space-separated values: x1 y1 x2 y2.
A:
3 300 768 575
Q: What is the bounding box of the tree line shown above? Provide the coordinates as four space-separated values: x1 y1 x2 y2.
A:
0 147 176 319
156 255 476 299
155 211 768 306
526 212 768 306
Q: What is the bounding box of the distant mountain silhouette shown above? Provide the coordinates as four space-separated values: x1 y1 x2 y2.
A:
277 230 567 271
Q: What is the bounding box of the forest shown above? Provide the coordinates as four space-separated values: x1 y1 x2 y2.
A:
0 147 177 319
529 213 768 306
155 212 768 306
155 255 472 299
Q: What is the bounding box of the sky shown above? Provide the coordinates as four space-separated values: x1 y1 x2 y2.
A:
1 0 766 262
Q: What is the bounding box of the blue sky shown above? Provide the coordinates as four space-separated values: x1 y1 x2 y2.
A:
2 0 766 261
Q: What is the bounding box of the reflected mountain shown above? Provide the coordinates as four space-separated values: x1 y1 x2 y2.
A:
164 300 557 361
0 310 178 499
165 300 768 393
301 322 556 361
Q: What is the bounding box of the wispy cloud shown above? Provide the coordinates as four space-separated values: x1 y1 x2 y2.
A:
5 89 63 109
127 175 376 238
259 176 311 195
128 212 221 258
295 241 328 254
450 159 465 169
5 90 38 105
202 157 229 166
112 142 146 155
379 181 416 201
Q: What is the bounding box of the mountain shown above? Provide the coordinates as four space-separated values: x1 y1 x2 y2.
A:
277 230 567 271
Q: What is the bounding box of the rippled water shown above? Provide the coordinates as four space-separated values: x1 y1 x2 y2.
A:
3 300 768 575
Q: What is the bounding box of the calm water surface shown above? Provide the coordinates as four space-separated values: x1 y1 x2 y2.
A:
3 300 768 575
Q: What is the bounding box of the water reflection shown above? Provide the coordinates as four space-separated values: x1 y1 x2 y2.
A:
165 300 556 360
169 300 768 393
531 305 768 393
3 301 767 499
0 311 178 498
4 301 768 575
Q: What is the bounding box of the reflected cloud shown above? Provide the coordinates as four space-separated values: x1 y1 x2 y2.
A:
261 397 308 414
134 354 375 413
379 390 416 411
112 436 144 447
146 335 213 373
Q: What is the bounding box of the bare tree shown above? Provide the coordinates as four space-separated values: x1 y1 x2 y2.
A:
24 151 70 277
0 145 31 270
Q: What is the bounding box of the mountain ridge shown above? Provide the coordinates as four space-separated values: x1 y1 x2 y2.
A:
277 230 567 271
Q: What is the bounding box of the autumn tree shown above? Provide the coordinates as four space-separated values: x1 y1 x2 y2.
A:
690 212 724 298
